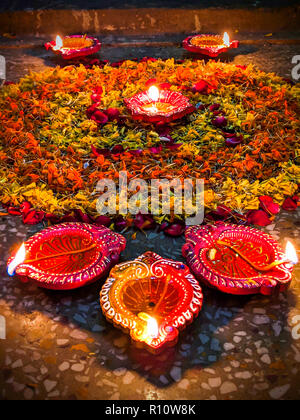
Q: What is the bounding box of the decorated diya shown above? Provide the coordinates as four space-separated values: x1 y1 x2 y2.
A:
45 35 101 60
124 85 195 123
183 223 298 296
100 252 203 354
183 32 239 57
7 223 126 290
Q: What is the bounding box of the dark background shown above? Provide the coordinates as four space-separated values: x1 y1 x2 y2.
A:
0 0 298 12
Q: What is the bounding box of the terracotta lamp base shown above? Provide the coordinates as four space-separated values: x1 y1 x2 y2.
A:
183 34 239 57
7 223 126 290
124 90 195 123
45 35 101 60
183 223 294 296
100 252 203 354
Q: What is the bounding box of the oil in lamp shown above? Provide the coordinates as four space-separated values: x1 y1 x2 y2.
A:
45 35 101 60
124 85 195 123
183 32 239 57
183 223 297 296
100 252 203 354
7 223 126 290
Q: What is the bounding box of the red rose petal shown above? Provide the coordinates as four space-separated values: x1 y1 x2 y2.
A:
246 209 272 227
282 196 298 211
94 215 111 227
105 108 120 121
134 213 156 230
259 195 280 215
8 207 22 216
212 116 227 128
192 80 209 94
91 110 109 125
20 201 32 215
22 209 44 225
164 222 186 237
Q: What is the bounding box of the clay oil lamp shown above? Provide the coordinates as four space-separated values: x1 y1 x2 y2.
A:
100 251 203 354
45 35 101 60
7 223 126 290
183 32 239 58
183 223 297 296
124 85 195 123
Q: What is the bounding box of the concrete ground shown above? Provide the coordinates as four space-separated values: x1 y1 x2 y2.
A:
0 34 300 400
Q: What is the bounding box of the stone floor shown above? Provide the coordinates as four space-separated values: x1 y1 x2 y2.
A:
0 35 300 400
0 210 299 400
0 34 300 82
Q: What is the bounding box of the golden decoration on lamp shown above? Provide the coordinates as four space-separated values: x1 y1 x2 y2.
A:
100 252 203 354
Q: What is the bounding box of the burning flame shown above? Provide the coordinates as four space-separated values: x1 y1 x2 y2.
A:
148 86 160 102
138 312 159 338
285 241 298 265
147 316 159 338
223 32 230 47
7 243 26 276
54 35 63 50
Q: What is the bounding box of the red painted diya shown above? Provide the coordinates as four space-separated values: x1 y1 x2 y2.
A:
45 35 101 60
100 252 203 354
124 85 195 123
7 223 126 290
183 33 239 57
183 223 296 296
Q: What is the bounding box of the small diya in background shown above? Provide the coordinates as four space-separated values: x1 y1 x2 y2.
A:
124 85 195 123
183 32 239 57
183 223 298 296
100 252 203 354
45 35 101 60
7 223 126 290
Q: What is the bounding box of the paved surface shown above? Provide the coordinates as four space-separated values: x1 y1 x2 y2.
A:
0 34 300 82
0 36 300 400
0 210 300 400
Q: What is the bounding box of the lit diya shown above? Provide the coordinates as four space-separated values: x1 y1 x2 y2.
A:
124 85 195 123
100 252 203 354
45 35 101 60
183 223 298 296
7 223 126 290
183 32 239 58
